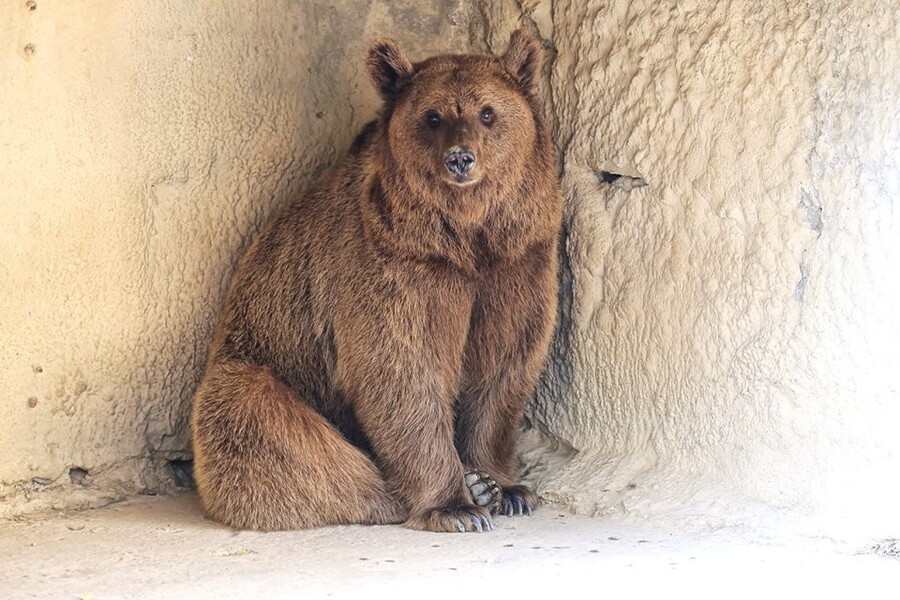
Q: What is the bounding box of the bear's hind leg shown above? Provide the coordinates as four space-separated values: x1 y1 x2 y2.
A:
192 361 405 530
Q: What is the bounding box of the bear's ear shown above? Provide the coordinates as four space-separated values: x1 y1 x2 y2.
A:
366 39 414 102
500 28 542 93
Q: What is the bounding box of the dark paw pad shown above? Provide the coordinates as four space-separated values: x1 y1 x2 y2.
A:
499 485 538 517
464 469 502 513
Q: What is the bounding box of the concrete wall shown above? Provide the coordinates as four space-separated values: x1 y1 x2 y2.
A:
3 0 899 536
0 0 480 515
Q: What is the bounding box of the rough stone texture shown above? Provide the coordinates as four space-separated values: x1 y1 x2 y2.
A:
0 0 483 516
512 0 900 535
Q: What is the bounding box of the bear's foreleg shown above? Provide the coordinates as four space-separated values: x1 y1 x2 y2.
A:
335 279 492 533
456 239 558 516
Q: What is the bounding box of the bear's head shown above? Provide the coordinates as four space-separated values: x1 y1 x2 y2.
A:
366 29 544 194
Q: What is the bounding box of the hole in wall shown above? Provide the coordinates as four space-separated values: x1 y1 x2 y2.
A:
595 163 648 191
598 170 622 184
69 467 88 486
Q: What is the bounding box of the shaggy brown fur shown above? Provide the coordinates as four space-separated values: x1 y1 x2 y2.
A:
191 29 563 533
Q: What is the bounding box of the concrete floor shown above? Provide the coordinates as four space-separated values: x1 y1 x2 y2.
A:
1 492 898 599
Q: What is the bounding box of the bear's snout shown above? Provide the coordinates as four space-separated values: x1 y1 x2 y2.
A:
443 146 476 177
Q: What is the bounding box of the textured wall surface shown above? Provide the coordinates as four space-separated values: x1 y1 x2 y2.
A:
0 0 481 515
3 0 898 535
510 0 900 534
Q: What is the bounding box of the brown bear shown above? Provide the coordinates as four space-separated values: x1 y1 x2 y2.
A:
191 29 562 533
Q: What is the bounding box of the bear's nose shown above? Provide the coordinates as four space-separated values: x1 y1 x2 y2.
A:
443 146 476 176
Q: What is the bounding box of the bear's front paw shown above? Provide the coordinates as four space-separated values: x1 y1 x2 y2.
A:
464 469 502 512
406 504 494 533
499 484 538 517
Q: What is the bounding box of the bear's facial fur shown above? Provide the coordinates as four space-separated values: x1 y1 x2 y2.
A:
367 31 544 212
390 58 536 191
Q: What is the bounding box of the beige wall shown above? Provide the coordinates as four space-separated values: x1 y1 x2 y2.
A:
0 0 481 515
3 0 899 536
514 0 900 535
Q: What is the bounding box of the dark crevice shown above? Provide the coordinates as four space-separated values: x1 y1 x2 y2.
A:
598 170 622 184
168 459 195 488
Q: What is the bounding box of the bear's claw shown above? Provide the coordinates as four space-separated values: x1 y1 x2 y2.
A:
407 504 493 533
499 485 537 517
457 514 493 533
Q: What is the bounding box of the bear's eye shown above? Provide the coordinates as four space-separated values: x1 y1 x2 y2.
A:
480 107 495 126
425 111 441 129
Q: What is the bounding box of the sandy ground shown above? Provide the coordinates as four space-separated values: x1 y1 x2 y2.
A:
1 492 898 599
